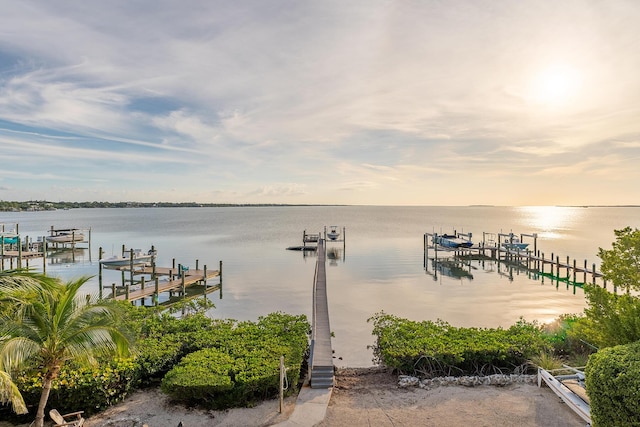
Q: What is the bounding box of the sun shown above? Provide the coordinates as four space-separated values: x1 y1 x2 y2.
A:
528 64 582 107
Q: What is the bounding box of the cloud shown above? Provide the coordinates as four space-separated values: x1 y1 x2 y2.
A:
0 1 639 204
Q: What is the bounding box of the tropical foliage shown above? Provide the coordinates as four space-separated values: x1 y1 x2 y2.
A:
598 226 640 293
570 285 640 349
1 302 310 421
0 271 132 427
585 341 640 426
160 312 309 409
368 312 550 377
15 358 137 414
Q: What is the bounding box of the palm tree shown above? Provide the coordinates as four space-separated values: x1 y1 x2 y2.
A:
0 270 54 416
0 271 132 427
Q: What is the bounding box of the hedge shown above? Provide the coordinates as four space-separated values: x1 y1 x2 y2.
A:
585 341 640 426
368 312 550 376
160 313 309 409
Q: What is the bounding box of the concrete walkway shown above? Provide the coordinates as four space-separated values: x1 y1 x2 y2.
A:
272 385 333 426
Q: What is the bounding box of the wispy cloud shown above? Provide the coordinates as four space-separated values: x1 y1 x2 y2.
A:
1 1 639 204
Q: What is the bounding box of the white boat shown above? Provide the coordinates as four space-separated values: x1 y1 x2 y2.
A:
100 249 155 269
46 231 85 243
537 367 591 424
502 233 528 250
327 226 340 241
433 233 473 249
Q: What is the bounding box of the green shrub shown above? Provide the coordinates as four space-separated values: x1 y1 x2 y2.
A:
368 312 549 376
585 341 640 426
134 335 184 383
161 348 235 407
160 313 309 409
3 310 309 418
15 358 136 416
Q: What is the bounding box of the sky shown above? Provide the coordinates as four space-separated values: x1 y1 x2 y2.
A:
0 1 639 206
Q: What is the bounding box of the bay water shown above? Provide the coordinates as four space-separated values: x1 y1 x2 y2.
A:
2 205 639 367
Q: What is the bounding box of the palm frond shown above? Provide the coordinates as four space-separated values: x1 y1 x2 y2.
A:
0 370 28 415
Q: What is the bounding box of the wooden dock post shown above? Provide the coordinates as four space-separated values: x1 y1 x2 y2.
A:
98 247 104 297
41 237 47 274
154 277 159 306
128 248 135 289
219 260 223 286
17 235 22 269
180 264 186 297
203 265 207 288
151 245 156 280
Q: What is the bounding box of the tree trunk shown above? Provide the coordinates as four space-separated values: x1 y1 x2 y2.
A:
34 366 59 427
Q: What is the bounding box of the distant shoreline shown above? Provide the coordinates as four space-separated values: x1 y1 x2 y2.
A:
1 201 639 212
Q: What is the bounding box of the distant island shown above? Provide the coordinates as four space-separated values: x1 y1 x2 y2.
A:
0 201 329 212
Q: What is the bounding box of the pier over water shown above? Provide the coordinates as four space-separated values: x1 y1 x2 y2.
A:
309 239 334 388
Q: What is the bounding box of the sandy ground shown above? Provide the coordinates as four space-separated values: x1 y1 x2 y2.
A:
1 368 587 427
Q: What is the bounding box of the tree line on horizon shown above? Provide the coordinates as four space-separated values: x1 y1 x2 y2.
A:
0 201 316 211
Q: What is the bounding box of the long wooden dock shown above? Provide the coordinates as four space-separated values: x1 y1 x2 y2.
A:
424 230 607 289
309 239 334 388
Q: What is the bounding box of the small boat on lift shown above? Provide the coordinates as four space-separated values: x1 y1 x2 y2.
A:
502 233 529 250
46 231 85 243
1 234 19 245
327 226 340 241
100 249 155 269
433 233 473 249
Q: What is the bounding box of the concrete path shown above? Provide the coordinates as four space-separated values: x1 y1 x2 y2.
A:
272 385 332 426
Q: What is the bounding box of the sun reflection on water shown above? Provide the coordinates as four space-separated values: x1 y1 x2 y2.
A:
515 206 586 240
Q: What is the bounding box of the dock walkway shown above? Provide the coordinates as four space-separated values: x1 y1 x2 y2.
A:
309 239 334 388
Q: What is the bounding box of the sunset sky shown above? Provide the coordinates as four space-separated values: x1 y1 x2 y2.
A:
1 1 639 205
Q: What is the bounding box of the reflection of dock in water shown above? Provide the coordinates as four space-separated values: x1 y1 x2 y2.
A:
425 259 474 281
326 247 344 266
47 248 91 264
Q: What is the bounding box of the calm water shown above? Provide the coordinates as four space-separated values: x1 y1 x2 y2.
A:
2 206 640 367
